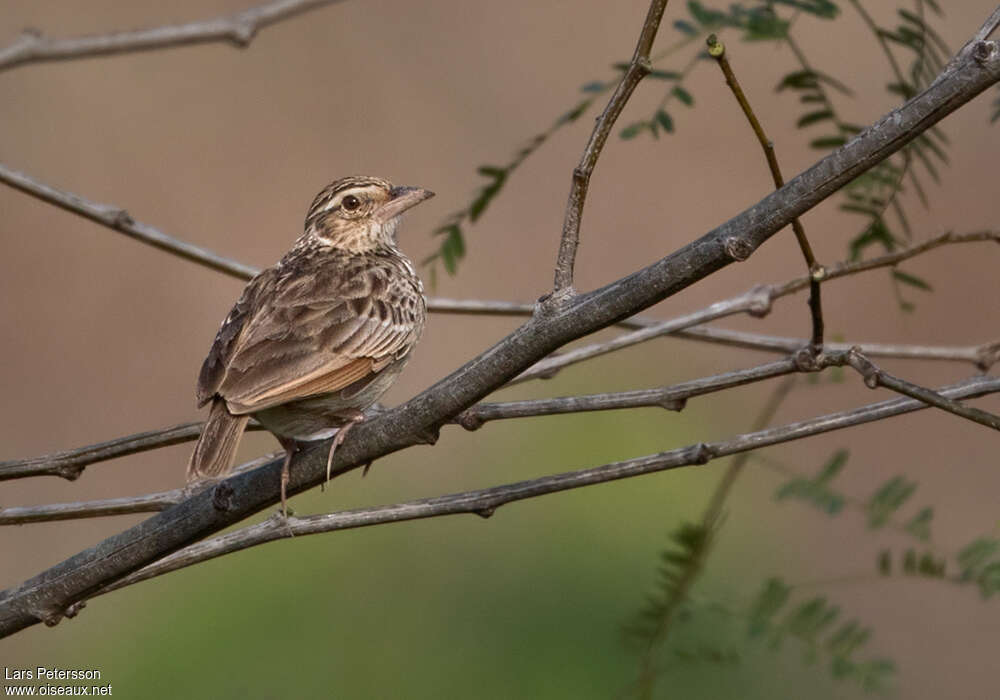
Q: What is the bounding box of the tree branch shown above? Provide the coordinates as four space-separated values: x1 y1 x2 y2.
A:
508 286 771 385
0 0 345 72
0 422 264 483
707 33 824 350
94 374 1000 600
551 0 670 296
846 349 1000 431
0 453 280 525
1 20 997 637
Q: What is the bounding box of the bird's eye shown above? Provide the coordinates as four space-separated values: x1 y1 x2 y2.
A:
342 195 361 211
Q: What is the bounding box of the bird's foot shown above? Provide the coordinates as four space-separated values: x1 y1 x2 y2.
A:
326 413 365 484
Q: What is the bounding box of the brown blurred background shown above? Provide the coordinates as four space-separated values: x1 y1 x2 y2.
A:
1 1 999 698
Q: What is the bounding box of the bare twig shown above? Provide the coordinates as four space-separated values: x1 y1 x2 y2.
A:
0 0 345 72
94 374 1000 598
551 0 670 297
0 164 258 279
846 349 1000 431
0 453 280 526
509 287 771 385
0 493 181 525
0 422 196 482
0 422 264 483
678 326 999 370
2 22 997 636
707 34 824 350
458 358 802 429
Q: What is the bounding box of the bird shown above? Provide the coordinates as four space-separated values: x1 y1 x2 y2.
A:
186 175 433 515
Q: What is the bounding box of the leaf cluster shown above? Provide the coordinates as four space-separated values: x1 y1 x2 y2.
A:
747 577 896 692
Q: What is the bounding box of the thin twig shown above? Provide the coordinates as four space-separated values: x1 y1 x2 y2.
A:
458 358 803 429
0 453 280 526
509 287 772 385
95 374 1000 598
0 422 203 482
846 349 1000 431
0 0 345 72
551 0 670 297
0 164 258 279
707 34 824 350
677 326 999 370
0 493 181 525
0 422 264 483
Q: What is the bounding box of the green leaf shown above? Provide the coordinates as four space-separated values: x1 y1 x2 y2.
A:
777 69 818 91
772 0 838 19
848 218 896 261
957 537 1000 580
649 69 682 80
655 110 675 133
476 165 505 178
866 476 916 529
580 80 606 93
558 98 592 124
892 269 932 292
672 86 694 106
878 550 892 575
743 10 789 40
810 136 846 149
620 122 645 140
796 110 833 127
687 0 726 27
774 451 847 515
977 562 1000 598
673 19 698 36
904 507 934 541
748 578 792 638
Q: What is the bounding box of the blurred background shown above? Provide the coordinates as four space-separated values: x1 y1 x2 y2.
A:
2 1 999 697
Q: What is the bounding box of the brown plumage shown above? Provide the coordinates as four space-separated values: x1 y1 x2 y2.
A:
187 176 432 513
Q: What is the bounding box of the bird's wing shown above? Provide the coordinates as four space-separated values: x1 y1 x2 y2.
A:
195 267 279 407
205 256 423 415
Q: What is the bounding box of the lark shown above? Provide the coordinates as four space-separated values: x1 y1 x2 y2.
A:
187 176 432 514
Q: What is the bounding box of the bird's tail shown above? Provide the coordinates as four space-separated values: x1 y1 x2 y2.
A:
187 398 250 481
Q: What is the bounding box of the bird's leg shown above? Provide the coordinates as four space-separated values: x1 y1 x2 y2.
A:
276 436 300 521
326 411 366 484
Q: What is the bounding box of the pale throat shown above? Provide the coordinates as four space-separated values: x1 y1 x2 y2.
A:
309 216 402 253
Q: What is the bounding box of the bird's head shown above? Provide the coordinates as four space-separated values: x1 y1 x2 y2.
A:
304 176 434 252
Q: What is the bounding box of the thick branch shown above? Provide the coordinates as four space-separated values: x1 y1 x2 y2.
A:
0 0 344 72
1 23 997 637
551 0 670 295
98 374 1000 598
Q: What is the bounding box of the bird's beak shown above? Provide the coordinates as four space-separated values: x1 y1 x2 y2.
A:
377 186 435 222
